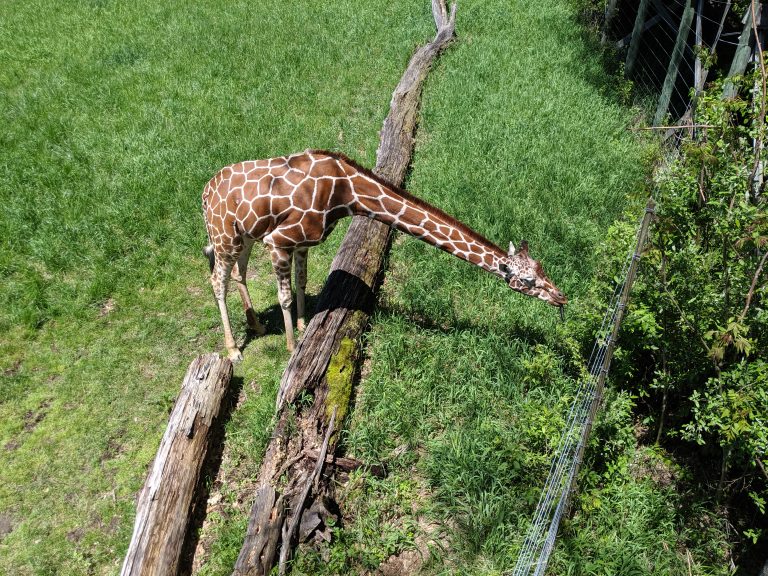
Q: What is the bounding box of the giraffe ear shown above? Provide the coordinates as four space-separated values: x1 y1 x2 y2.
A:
508 242 516 256
519 240 529 256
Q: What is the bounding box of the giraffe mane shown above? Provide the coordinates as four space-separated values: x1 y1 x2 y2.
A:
308 149 502 253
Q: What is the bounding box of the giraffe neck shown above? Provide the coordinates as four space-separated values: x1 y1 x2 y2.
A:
337 159 508 280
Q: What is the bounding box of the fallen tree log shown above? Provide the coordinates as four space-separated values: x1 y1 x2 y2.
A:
121 354 233 576
232 3 457 575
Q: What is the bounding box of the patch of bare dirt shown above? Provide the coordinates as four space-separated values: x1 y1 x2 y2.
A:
235 380 261 410
23 399 51 432
4 439 21 452
67 527 85 543
100 515 122 534
370 480 449 576
100 430 127 464
99 298 117 317
3 359 22 377
190 460 261 574
377 548 425 576
630 448 676 488
139 364 156 380
0 514 15 542
5 399 53 451
374 516 444 576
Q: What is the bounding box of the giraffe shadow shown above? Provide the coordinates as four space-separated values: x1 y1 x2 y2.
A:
239 268 555 353
375 304 553 346
240 270 379 353
239 293 323 353
313 269 377 315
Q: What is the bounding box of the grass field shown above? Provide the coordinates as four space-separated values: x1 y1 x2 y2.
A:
0 1 431 573
292 1 678 573
0 0 730 575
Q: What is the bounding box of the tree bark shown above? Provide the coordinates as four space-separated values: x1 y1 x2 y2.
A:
232 3 457 575
723 6 755 99
654 2 694 125
625 0 651 77
121 354 233 576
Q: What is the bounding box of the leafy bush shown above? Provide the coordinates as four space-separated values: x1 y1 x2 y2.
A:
582 71 768 559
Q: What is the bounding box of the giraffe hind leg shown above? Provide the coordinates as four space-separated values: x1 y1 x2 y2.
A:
294 248 308 332
268 246 296 351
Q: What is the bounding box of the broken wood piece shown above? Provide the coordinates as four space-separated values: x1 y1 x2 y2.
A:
121 354 233 576
654 1 695 125
303 449 387 478
277 408 336 575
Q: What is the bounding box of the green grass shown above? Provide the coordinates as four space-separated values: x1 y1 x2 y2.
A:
0 0 732 574
303 1 729 574
0 0 433 573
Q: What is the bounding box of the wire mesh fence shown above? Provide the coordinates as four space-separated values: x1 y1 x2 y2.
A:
602 0 764 128
508 199 655 576
508 4 767 573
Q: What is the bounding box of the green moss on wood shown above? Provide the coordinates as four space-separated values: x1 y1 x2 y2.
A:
325 337 357 427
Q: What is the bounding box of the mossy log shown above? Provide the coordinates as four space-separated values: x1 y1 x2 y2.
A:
121 354 233 576
231 3 457 575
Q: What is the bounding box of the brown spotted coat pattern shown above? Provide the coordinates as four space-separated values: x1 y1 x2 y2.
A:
203 150 567 359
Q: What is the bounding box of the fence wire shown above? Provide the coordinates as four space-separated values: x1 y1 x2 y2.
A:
603 0 746 127
508 201 654 576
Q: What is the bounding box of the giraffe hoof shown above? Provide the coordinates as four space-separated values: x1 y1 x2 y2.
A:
248 321 267 336
227 348 243 363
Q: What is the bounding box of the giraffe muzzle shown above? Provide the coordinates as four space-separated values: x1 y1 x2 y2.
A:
546 288 568 308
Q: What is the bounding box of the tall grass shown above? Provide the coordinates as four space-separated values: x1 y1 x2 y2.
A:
0 0 433 330
0 0 726 574
327 0 708 573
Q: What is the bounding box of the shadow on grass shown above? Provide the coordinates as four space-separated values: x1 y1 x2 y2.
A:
178 372 245 575
240 268 384 355
237 270 557 356
238 292 322 355
374 303 554 347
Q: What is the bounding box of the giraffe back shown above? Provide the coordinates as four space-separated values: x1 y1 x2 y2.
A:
202 152 355 253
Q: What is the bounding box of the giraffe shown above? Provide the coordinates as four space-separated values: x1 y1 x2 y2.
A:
202 150 567 361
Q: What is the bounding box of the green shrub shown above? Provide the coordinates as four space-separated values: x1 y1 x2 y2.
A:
581 71 768 562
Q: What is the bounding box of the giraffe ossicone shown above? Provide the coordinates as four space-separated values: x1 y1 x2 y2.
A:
202 150 567 360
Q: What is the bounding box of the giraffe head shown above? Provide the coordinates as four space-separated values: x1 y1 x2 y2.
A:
499 241 568 307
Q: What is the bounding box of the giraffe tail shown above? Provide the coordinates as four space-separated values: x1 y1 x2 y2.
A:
203 244 215 273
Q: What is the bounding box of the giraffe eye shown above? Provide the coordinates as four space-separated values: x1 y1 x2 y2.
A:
522 277 536 288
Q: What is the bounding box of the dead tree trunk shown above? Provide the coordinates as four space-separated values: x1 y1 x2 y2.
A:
232 3 457 575
121 354 233 576
724 6 756 99
654 1 694 125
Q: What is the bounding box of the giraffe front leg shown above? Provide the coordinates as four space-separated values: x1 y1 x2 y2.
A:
211 255 243 363
294 248 308 332
269 247 296 351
